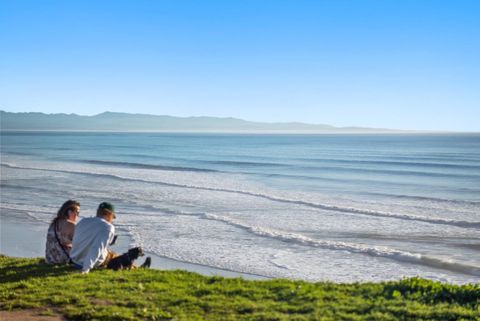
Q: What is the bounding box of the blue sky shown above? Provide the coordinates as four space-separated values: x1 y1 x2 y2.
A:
1 0 479 131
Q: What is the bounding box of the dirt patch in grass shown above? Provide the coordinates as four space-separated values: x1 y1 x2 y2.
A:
0 309 66 321
90 298 113 306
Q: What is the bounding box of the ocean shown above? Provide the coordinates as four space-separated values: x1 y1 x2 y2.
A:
1 132 479 283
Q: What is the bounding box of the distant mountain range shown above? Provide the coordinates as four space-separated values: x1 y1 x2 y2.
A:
0 111 405 133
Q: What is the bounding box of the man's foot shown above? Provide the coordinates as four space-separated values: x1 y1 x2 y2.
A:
140 257 151 269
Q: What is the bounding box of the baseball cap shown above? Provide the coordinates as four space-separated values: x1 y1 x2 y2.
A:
98 202 115 214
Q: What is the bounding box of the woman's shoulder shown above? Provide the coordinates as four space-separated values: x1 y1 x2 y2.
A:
57 218 76 232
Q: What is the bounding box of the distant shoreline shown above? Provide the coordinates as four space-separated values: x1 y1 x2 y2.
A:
3 110 476 133
0 110 422 133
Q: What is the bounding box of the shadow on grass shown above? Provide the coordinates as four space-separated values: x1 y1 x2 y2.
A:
0 255 74 283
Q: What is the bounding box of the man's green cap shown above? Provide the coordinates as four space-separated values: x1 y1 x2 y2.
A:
98 202 115 213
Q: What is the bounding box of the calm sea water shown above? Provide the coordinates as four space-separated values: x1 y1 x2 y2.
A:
1 132 479 283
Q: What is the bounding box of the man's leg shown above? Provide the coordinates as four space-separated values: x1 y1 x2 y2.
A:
100 250 118 268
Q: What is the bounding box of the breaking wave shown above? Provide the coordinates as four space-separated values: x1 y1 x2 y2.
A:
81 160 217 172
199 212 480 277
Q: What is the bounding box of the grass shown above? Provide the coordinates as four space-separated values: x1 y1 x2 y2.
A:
0 255 479 321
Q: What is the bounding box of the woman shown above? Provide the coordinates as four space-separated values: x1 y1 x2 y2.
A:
45 200 80 264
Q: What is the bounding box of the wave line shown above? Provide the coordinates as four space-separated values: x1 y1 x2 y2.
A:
200 213 480 277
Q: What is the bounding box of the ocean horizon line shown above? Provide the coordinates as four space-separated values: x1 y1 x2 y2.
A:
1 129 475 135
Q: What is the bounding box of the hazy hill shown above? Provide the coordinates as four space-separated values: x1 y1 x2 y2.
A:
0 111 400 133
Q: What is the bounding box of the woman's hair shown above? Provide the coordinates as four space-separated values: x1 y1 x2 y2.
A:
51 200 80 225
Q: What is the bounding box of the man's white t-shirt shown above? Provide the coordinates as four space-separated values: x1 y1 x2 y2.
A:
70 216 115 273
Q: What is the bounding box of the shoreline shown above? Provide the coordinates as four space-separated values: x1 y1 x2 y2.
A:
0 213 267 280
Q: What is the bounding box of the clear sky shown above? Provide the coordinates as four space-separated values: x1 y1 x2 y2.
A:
1 0 479 131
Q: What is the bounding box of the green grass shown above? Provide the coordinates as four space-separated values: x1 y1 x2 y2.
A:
0 255 478 321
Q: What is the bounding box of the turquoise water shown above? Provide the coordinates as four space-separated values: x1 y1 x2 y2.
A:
1 132 479 283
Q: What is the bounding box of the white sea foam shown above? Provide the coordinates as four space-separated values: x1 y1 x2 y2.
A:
198 213 480 277
2 161 479 229
107 205 480 278
122 208 480 283
0 202 54 224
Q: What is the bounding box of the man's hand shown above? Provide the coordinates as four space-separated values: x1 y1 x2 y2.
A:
110 235 118 246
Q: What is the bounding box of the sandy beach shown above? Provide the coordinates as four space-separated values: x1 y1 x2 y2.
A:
0 212 266 280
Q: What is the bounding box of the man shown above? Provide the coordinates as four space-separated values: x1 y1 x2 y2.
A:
70 202 117 274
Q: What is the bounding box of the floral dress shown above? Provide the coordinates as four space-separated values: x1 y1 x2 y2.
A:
45 219 75 264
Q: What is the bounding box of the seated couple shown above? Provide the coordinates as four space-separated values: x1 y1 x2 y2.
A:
45 200 151 273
